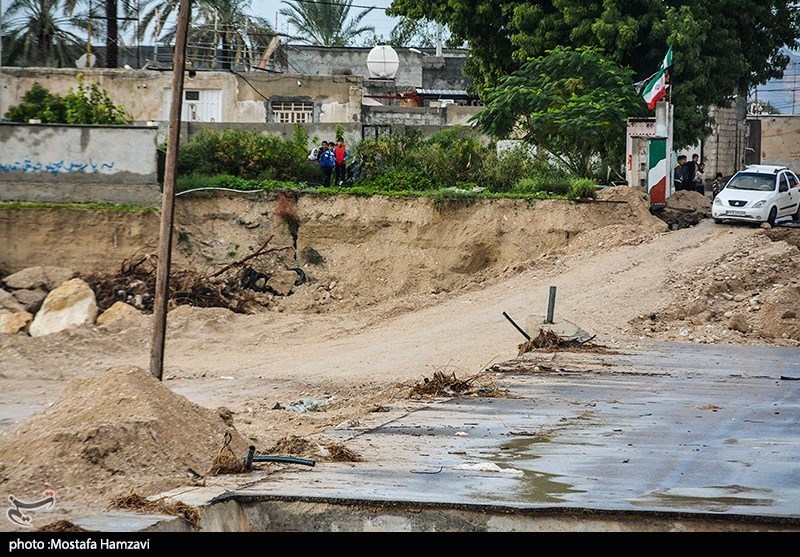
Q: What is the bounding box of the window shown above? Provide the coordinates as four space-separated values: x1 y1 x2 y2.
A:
185 90 200 101
788 173 799 188
272 101 313 123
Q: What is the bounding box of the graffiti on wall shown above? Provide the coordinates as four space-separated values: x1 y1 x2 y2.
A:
0 159 116 175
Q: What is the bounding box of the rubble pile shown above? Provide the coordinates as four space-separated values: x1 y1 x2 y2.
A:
629 230 800 344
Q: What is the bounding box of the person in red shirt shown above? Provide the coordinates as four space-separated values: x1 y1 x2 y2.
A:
333 136 349 187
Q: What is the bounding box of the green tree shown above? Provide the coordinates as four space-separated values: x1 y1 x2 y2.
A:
388 0 800 148
139 0 273 70
279 0 375 46
474 46 643 177
1 0 84 66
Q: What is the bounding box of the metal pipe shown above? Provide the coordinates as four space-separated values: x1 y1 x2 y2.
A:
502 312 531 341
252 455 316 467
245 446 256 471
545 286 557 324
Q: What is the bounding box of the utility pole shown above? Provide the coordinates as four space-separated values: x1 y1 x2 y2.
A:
150 0 192 381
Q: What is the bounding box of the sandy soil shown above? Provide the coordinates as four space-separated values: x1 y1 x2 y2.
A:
1 188 799 528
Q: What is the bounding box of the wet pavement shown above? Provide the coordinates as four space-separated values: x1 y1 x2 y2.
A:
230 341 800 523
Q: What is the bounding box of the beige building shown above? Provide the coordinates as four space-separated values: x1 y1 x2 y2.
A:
0 67 364 125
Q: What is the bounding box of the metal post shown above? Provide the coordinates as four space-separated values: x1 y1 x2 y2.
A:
150 0 192 381
544 286 557 324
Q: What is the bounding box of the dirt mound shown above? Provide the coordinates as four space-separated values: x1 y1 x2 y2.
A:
667 190 712 215
628 230 800 344
653 190 712 230
266 435 363 462
0 366 248 512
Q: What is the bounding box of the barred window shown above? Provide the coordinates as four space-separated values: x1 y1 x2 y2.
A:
272 101 313 123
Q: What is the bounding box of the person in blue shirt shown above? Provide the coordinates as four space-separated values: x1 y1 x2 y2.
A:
318 140 336 186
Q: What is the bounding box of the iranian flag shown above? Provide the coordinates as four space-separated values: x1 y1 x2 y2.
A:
642 46 673 110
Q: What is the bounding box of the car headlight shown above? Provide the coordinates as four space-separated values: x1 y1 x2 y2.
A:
752 200 766 208
713 197 722 206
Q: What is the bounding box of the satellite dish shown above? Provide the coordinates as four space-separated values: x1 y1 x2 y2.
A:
367 45 399 79
75 53 97 69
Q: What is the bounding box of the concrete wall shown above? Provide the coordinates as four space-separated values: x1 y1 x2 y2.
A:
0 123 160 205
446 105 482 126
0 67 363 124
280 46 424 89
703 96 748 179
364 106 446 126
753 115 800 170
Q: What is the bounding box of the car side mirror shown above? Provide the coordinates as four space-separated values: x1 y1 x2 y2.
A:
780 183 789 193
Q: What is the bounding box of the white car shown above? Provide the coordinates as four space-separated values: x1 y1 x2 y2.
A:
712 165 800 225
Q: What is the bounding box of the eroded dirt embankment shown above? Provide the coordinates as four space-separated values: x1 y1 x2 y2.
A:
1 188 664 311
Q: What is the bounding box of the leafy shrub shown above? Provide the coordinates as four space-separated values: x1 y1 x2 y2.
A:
567 178 598 200
5 76 131 124
514 176 571 196
177 128 317 181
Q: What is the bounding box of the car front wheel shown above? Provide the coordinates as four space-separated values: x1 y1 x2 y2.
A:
768 206 778 226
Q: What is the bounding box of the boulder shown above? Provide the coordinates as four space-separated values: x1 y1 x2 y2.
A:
97 301 142 327
726 313 751 333
12 288 47 312
0 288 27 313
28 278 98 337
0 310 33 334
267 270 299 296
2 266 76 291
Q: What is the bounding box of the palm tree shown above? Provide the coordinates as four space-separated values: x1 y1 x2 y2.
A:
1 0 84 66
139 0 274 70
279 0 375 47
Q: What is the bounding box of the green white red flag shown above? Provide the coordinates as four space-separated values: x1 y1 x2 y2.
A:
641 46 673 110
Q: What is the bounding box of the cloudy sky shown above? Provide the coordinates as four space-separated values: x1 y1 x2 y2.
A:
251 0 399 40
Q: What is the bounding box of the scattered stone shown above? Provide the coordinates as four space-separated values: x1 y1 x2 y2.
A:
96 301 142 327
0 310 33 334
761 222 772 229
2 266 75 291
29 278 98 337
267 270 298 296
0 288 26 313
12 288 47 312
721 293 734 301
727 313 750 333
733 294 747 302
782 310 797 319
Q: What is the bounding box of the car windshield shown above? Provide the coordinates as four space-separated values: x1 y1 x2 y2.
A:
726 173 776 191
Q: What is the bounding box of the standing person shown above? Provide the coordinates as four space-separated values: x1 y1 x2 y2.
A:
318 141 335 186
333 136 349 187
693 162 706 195
674 155 688 191
685 153 700 191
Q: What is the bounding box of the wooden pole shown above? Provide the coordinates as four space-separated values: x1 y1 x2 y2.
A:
150 0 192 380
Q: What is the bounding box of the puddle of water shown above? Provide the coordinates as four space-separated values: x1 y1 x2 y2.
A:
465 435 584 504
633 485 774 512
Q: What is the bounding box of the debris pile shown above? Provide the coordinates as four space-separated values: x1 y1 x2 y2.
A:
0 366 248 509
517 328 597 355
408 370 509 399
266 435 363 462
652 190 712 229
629 230 800 344
107 491 201 530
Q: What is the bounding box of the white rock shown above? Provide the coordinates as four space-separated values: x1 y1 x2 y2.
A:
29 278 98 337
